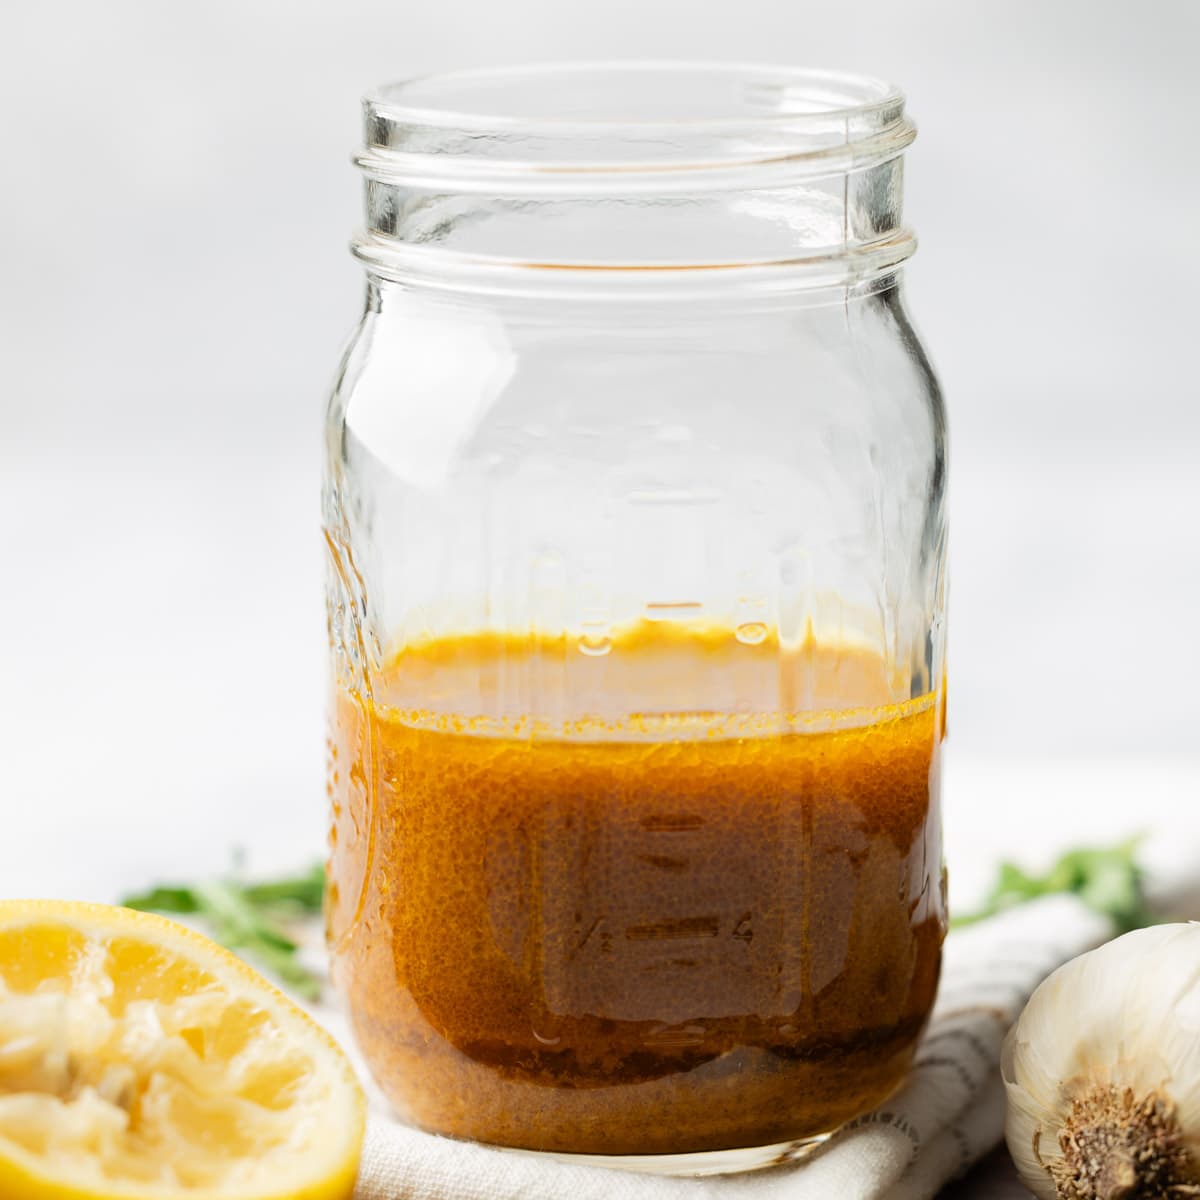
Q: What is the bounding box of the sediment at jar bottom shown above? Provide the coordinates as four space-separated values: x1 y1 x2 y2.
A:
347 994 931 1155
326 626 946 1156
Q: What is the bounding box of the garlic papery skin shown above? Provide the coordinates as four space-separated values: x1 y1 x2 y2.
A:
1001 922 1200 1200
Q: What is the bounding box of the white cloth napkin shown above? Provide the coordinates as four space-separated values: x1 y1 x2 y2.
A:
318 896 1110 1200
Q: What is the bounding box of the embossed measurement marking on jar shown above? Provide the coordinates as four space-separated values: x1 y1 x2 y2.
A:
623 486 721 623
735 621 769 644
644 601 705 621
734 582 771 646
540 798 803 1022
578 629 613 655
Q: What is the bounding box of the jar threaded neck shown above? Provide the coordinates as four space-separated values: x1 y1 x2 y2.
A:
354 62 916 296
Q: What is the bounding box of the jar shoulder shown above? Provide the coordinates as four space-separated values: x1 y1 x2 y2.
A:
326 287 945 489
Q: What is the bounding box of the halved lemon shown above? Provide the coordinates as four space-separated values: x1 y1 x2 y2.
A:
0 900 365 1200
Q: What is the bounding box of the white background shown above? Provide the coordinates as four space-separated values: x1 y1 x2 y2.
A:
2 1 1198 904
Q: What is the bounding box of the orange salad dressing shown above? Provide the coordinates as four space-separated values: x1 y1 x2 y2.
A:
327 624 945 1155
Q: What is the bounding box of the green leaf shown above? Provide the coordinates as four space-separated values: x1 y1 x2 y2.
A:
121 886 200 914
952 836 1152 932
119 865 326 999
243 864 327 914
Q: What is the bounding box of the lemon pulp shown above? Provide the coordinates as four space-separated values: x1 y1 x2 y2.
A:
0 900 364 1200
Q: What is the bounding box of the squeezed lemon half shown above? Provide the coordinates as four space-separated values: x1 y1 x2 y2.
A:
0 900 365 1200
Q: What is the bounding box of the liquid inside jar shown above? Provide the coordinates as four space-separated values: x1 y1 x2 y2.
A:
327 624 945 1156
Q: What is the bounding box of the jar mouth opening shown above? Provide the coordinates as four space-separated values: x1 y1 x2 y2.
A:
361 61 913 184
367 61 904 134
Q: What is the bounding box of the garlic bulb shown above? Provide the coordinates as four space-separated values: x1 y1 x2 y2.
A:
1002 923 1200 1200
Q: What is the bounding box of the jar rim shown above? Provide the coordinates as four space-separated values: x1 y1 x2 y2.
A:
365 61 905 135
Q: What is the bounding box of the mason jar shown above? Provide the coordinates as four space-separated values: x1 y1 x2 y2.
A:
324 62 948 1174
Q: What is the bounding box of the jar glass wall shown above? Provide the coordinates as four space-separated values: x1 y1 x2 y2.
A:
324 63 948 1173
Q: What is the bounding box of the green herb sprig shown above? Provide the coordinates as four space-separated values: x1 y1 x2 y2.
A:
121 864 326 999
952 837 1153 933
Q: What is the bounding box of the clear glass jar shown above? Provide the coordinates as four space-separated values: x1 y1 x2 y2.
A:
324 63 948 1174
